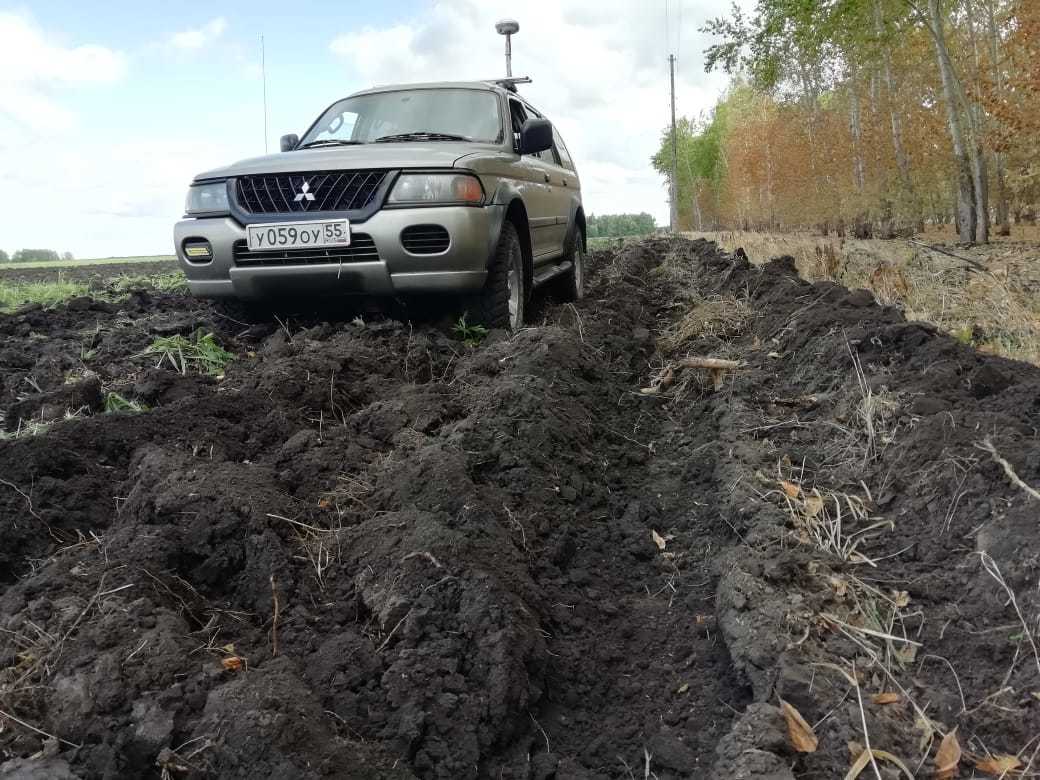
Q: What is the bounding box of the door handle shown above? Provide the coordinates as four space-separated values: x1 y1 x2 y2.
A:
562 178 569 187
543 172 550 183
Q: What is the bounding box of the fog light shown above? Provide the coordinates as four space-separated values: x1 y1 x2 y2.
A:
183 239 212 262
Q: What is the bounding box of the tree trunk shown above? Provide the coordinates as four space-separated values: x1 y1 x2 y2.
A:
962 0 989 243
985 0 1012 235
849 73 867 195
874 0 912 187
926 0 977 243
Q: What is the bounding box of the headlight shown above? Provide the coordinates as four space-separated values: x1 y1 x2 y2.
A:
185 181 230 215
387 173 484 206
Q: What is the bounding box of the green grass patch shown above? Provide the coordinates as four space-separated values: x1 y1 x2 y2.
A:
453 313 489 347
2 255 174 270
0 278 91 312
108 272 189 295
144 331 234 375
104 392 148 413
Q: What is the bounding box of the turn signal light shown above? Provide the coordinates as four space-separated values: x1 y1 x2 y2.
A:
453 176 484 203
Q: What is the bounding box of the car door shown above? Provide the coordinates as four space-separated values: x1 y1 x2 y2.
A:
508 98 557 260
546 125 580 253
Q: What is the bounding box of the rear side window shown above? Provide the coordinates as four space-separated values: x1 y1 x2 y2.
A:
553 128 575 171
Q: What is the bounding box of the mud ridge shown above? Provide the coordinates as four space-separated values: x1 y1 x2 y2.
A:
3 237 1038 779
1 238 750 779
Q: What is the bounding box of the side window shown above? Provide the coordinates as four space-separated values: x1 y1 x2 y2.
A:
509 99 527 153
553 128 574 171
514 100 553 161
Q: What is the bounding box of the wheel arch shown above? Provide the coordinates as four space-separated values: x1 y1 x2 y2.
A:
503 198 534 294
574 206 587 249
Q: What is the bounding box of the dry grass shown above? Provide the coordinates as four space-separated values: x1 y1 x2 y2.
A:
775 470 893 566
689 229 1040 365
658 296 753 353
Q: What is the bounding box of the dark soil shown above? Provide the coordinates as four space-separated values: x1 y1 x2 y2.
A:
1 237 1038 779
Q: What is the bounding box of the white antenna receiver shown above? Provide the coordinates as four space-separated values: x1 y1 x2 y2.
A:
495 19 520 77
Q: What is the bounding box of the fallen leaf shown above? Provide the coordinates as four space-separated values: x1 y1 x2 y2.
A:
651 530 667 550
915 712 936 754
893 590 911 608
317 498 331 509
829 575 849 598
779 699 818 753
677 683 689 694
975 754 1022 775
894 640 919 665
848 749 916 779
935 729 961 779
221 656 244 672
804 493 825 517
780 480 801 499
221 643 236 654
872 692 901 705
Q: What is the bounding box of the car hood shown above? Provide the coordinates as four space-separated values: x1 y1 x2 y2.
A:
194 143 500 180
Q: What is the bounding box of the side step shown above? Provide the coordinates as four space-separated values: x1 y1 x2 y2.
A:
532 260 573 288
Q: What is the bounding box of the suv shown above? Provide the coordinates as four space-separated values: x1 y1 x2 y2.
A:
174 80 585 329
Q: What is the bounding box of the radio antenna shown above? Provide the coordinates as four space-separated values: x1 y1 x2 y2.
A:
261 34 269 153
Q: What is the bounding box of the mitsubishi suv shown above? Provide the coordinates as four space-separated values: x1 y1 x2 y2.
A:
173 80 585 330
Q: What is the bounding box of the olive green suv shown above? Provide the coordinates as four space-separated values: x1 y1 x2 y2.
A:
173 79 585 329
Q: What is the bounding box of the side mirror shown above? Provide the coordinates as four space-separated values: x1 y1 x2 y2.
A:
519 118 552 155
280 133 299 152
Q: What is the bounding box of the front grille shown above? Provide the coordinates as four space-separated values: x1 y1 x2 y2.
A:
235 170 389 214
232 234 379 266
401 224 450 254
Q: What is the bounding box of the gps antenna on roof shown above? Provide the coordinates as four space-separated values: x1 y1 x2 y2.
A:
495 19 520 77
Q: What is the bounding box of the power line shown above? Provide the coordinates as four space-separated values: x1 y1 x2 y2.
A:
669 53 679 233
677 0 683 61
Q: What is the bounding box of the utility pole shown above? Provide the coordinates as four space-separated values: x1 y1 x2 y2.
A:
668 54 679 233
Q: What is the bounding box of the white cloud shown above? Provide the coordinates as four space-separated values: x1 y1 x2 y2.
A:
0 12 125 131
328 0 742 224
170 17 227 50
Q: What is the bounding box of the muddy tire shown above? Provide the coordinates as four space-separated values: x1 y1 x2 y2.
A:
467 220 525 330
555 231 586 302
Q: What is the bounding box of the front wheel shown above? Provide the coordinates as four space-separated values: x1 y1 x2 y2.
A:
466 221 525 331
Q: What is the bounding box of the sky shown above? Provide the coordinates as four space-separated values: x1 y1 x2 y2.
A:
2 0 744 258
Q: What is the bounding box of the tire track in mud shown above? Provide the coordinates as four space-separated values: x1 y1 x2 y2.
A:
0 239 751 779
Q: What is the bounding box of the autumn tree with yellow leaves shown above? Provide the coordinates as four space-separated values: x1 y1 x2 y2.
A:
654 0 1039 243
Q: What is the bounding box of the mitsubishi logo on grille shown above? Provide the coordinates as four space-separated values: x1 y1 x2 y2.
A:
294 181 315 204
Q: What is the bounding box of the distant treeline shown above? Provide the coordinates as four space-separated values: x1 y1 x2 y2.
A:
586 213 657 238
0 249 74 263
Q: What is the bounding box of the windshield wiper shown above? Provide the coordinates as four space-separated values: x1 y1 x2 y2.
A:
297 139 365 149
373 132 471 143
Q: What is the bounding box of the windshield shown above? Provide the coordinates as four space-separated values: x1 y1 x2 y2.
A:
300 88 503 146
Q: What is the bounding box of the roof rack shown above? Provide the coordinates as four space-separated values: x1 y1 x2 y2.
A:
486 76 532 92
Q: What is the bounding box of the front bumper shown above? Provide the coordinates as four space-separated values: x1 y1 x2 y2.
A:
173 205 504 299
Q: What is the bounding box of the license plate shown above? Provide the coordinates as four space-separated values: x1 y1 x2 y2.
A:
246 219 350 251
